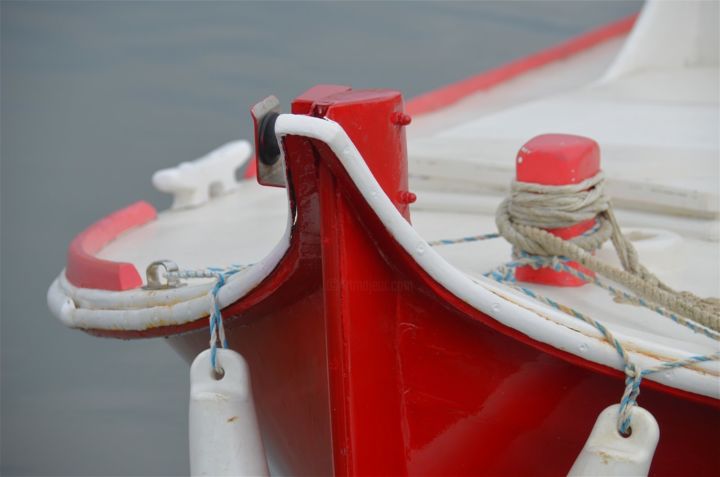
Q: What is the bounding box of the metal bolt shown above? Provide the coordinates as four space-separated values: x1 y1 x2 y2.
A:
390 112 412 126
398 191 417 204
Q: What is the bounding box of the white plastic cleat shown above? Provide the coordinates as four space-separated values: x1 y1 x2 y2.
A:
568 404 659 477
189 349 269 477
153 140 253 210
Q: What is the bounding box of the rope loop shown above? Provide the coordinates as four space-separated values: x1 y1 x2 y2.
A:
209 272 229 375
164 264 252 374
618 362 643 435
495 172 720 332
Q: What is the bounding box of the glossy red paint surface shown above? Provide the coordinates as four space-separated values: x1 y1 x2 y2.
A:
66 201 156 290
314 88 412 222
516 134 601 187
313 90 411 474
292 84 352 114
515 134 600 286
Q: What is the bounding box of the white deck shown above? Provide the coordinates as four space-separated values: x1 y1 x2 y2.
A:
99 180 288 273
409 67 719 222
408 35 627 138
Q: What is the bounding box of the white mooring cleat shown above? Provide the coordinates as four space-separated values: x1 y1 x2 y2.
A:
153 140 253 210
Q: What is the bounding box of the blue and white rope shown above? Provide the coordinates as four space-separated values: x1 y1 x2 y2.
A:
482 253 719 433
167 264 252 372
492 254 720 341
428 233 500 247
617 353 720 434
429 231 719 432
208 272 230 373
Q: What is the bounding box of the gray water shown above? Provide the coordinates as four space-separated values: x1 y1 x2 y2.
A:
1 2 641 475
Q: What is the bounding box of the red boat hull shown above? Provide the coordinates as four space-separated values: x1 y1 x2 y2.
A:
162 88 719 476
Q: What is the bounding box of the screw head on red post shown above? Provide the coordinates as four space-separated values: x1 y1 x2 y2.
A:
390 112 412 126
514 134 600 287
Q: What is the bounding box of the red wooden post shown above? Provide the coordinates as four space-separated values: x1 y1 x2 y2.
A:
514 134 600 286
294 85 414 222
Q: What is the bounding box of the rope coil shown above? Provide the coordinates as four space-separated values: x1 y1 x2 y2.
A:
495 172 720 332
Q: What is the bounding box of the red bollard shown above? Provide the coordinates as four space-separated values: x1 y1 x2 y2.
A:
514 134 600 287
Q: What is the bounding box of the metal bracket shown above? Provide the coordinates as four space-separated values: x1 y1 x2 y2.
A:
251 95 286 188
143 260 186 290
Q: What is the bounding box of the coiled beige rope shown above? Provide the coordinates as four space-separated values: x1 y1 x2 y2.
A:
495 172 720 332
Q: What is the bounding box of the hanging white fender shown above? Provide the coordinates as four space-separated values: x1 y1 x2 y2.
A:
189 349 269 477
568 404 660 477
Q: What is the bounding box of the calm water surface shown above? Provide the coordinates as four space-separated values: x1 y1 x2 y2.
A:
2 2 640 475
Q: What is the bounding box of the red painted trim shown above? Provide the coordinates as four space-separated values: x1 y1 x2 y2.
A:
66 201 157 290
406 13 638 117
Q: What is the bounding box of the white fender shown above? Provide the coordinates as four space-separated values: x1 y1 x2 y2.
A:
153 140 252 209
189 349 269 477
568 404 659 477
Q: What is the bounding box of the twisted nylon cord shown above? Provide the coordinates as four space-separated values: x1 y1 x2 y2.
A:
512 254 720 341
208 273 229 374
486 257 720 435
166 265 251 373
